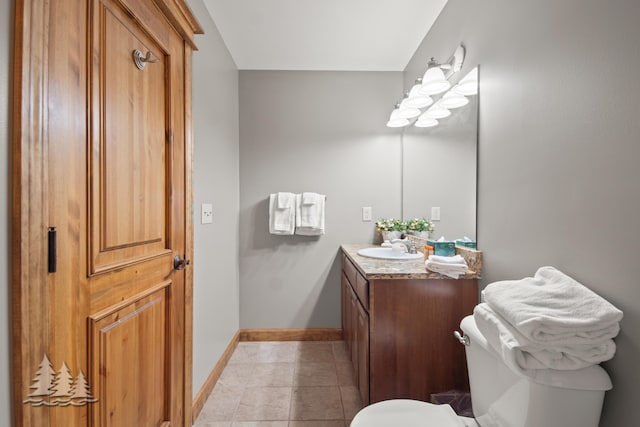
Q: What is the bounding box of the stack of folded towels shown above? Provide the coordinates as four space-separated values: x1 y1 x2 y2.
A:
425 254 468 279
474 266 623 375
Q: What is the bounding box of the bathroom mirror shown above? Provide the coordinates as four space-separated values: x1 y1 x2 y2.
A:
401 68 478 241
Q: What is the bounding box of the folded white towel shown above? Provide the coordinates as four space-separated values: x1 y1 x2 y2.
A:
425 261 467 279
426 260 467 271
425 254 468 279
295 193 325 235
482 266 623 346
474 303 617 372
429 254 467 264
269 193 295 235
277 192 294 209
301 192 320 205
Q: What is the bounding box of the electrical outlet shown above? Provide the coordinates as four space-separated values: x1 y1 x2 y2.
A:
431 206 441 221
362 207 372 222
201 203 213 224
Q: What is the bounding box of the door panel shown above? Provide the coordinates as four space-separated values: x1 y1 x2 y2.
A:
102 7 166 250
90 0 171 275
90 284 170 426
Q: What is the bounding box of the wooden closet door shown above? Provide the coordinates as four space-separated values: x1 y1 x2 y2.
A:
12 0 201 425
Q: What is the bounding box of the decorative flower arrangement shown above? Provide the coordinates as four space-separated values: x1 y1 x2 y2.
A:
407 218 435 233
375 218 407 232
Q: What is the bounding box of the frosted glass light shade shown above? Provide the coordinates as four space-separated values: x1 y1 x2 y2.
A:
401 84 434 109
392 106 421 120
415 117 438 128
423 102 451 119
420 67 450 95
440 90 469 109
454 66 478 96
386 117 410 128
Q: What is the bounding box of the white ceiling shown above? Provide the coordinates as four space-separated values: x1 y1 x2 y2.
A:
203 0 448 71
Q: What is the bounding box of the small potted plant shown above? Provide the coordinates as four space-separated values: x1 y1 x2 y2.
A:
375 218 406 242
407 218 435 239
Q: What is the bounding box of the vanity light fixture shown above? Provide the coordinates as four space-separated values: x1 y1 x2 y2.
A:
423 102 451 119
386 117 410 128
401 80 434 109
453 66 478 96
386 105 412 128
439 89 469 109
420 62 451 96
414 116 439 128
386 45 472 129
391 103 421 120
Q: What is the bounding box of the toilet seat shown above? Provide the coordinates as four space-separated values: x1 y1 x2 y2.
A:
350 399 466 427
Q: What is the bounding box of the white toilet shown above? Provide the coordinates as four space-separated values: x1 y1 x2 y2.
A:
351 315 612 427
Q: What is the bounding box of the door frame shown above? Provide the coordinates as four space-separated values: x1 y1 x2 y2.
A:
11 1 201 425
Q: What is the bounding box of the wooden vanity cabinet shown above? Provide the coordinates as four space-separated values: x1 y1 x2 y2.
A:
341 254 370 404
341 249 478 405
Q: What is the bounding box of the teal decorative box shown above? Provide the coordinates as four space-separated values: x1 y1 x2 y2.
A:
455 239 477 249
427 240 456 257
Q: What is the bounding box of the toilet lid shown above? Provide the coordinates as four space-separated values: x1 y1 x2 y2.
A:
350 399 465 427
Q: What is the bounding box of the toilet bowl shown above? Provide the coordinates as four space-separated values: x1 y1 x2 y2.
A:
351 398 478 426
350 315 612 427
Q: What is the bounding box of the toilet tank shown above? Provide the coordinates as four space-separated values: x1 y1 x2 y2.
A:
459 315 612 427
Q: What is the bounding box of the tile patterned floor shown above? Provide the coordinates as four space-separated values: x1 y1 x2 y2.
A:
194 341 363 427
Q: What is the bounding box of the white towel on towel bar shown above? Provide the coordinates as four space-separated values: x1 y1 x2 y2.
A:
269 192 295 235
277 192 294 209
481 266 623 346
295 193 325 235
301 192 320 205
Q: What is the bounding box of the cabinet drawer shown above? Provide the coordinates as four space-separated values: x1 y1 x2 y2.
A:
342 252 357 287
355 271 369 311
343 252 369 310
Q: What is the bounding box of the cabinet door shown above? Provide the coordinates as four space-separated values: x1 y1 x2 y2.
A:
357 301 370 405
348 284 359 383
341 273 352 356
369 278 478 402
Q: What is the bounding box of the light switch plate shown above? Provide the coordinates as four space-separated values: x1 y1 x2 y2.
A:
201 203 213 224
431 206 441 221
362 206 372 222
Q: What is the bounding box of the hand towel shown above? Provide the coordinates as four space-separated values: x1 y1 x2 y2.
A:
474 303 617 371
301 192 320 205
429 254 467 265
269 193 295 235
426 263 467 279
295 193 325 235
482 266 623 346
425 254 468 279
277 192 294 209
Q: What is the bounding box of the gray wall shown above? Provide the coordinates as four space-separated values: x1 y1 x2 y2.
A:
1 0 11 424
404 1 640 425
189 0 241 395
239 71 402 328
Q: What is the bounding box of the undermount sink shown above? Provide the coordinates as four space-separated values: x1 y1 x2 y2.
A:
357 247 424 261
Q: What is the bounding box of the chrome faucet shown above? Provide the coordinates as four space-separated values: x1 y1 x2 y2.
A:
391 238 417 254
